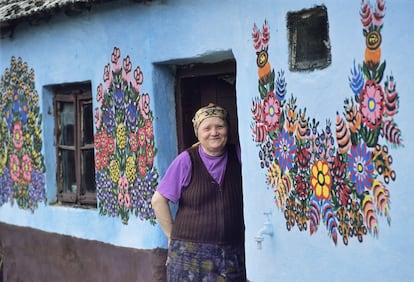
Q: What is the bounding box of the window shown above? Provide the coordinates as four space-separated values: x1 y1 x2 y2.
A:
287 5 331 71
54 82 96 207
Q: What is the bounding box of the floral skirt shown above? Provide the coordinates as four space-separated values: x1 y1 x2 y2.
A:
166 239 246 282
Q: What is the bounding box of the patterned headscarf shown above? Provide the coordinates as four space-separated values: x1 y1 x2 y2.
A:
192 103 228 136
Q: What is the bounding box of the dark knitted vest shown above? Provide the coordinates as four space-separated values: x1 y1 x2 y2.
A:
171 144 245 245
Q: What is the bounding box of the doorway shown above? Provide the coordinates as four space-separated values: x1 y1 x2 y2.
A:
174 60 239 152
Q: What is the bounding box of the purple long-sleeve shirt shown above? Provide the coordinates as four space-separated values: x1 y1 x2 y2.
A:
156 145 241 203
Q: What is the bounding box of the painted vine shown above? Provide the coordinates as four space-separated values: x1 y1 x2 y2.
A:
94 47 158 224
251 0 402 245
0 56 47 211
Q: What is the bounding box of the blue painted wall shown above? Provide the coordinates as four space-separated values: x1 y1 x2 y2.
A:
1 0 413 281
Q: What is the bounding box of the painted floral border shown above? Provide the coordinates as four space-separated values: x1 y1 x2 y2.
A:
94 47 158 224
251 0 402 245
0 56 47 212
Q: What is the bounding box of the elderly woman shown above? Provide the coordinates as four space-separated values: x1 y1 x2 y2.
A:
151 103 246 281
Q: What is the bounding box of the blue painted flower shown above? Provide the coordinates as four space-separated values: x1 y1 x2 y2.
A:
275 70 287 102
12 91 20 113
347 143 374 195
349 60 364 96
274 129 296 172
5 106 13 130
29 169 47 211
126 102 138 131
103 107 115 134
21 100 29 124
113 86 125 110
0 168 13 206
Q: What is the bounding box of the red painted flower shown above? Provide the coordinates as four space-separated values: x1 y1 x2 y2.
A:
146 144 154 166
129 132 139 153
138 127 146 147
95 151 102 171
297 146 311 171
138 154 146 176
144 119 154 139
295 174 309 201
107 136 115 155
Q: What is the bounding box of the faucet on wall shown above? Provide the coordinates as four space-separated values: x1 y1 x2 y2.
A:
254 211 274 250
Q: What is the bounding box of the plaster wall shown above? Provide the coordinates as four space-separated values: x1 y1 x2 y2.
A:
0 0 413 281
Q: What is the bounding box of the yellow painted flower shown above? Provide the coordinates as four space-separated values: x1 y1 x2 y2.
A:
110 159 120 183
310 160 331 200
116 123 126 149
126 156 136 184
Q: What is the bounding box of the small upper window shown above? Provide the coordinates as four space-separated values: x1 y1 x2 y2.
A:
53 82 96 207
287 5 331 72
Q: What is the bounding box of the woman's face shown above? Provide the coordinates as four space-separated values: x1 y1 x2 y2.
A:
197 117 228 156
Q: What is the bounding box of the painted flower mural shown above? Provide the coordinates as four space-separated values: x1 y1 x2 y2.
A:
0 56 47 211
95 47 158 224
251 0 402 245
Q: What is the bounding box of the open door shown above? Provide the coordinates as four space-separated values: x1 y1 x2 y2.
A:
175 60 239 152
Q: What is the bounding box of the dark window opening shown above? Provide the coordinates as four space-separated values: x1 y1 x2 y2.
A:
287 5 331 71
53 82 96 207
175 60 239 153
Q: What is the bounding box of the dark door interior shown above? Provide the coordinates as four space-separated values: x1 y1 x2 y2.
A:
175 60 239 152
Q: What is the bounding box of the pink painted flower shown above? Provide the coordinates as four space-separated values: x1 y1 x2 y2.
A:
94 108 101 129
122 56 132 84
96 83 105 106
9 154 20 182
263 91 281 131
21 153 32 182
132 66 144 94
103 63 112 89
118 176 129 192
111 47 121 73
118 192 124 207
124 193 131 209
359 80 384 130
139 93 150 120
12 122 24 150
261 20 270 48
372 0 385 28
252 23 262 50
360 0 373 33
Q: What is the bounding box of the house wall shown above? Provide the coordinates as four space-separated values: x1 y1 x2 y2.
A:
0 0 413 281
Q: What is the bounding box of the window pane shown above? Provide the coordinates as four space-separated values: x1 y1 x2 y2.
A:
82 149 96 194
58 102 75 146
81 102 94 145
60 149 76 193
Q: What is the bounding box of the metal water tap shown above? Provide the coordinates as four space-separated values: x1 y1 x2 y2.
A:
254 211 274 250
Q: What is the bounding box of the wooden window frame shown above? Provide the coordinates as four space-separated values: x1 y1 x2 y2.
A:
54 84 96 207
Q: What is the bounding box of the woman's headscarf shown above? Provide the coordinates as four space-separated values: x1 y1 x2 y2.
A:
192 103 228 137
